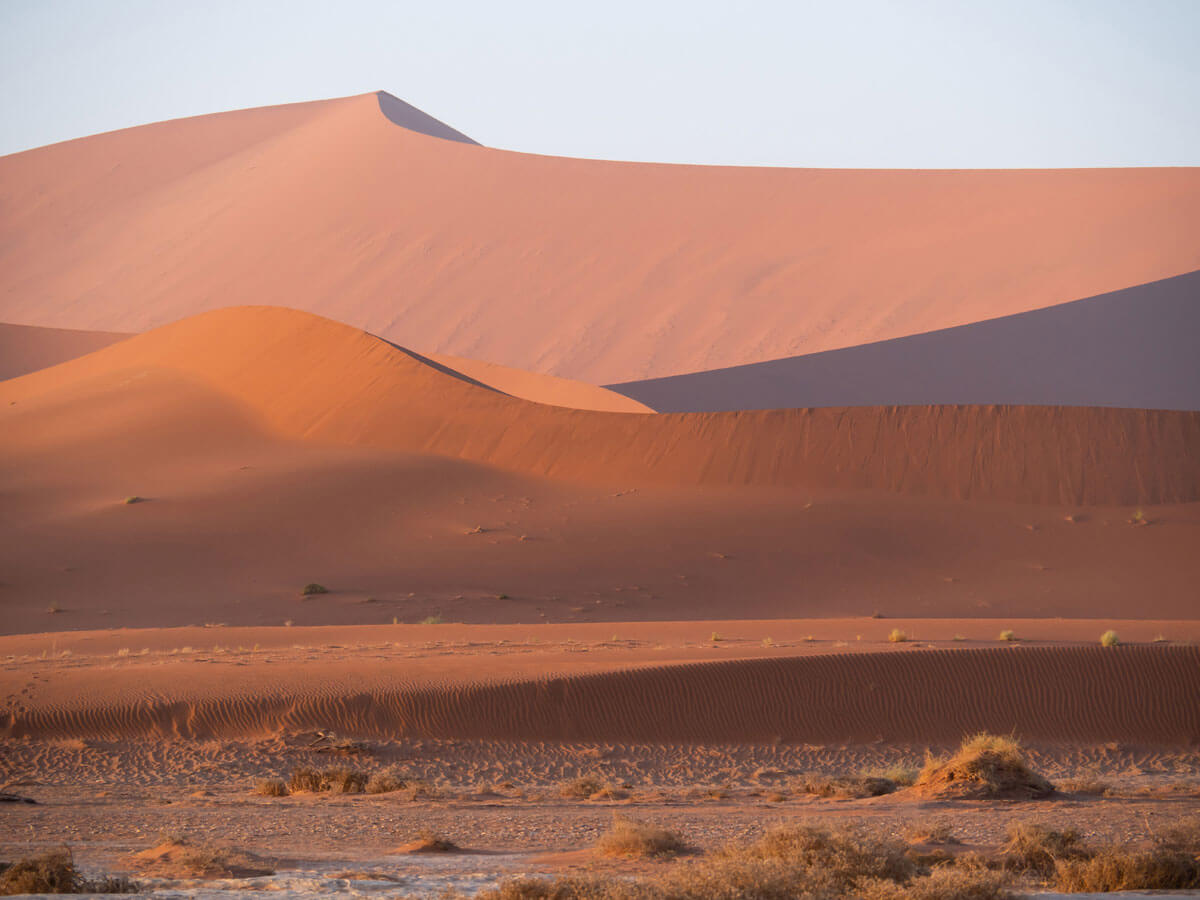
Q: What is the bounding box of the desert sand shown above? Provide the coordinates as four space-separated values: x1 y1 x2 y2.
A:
2 93 1197 896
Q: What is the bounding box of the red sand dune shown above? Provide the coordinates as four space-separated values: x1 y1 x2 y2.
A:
2 305 1198 631
2 91 1198 384
0 322 129 381
4 306 1198 506
4 645 1196 746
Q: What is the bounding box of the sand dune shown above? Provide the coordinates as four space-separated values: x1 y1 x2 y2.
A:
4 306 1198 508
0 322 129 381
611 269 1200 412
6 645 1196 745
2 91 1198 383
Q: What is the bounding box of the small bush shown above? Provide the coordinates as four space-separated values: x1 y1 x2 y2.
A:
300 583 328 596
710 631 724 642
796 775 898 799
287 767 367 793
123 496 145 505
888 628 908 643
420 615 444 625
998 629 1016 642
366 769 408 794
1100 629 1120 647
254 779 288 797
859 862 1015 899
399 830 460 853
1002 821 1089 876
595 815 687 858
0 850 138 895
728 823 915 889
916 733 1054 799
862 765 918 786
560 776 605 799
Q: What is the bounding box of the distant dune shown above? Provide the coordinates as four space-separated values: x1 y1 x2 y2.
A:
5 305 1197 506
3 305 1198 631
5 644 1197 746
2 91 1198 384
611 269 1200 412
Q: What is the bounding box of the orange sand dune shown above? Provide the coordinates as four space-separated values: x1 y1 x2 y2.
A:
4 306 1198 507
5 645 1197 746
2 91 1198 383
0 322 129 381
3 305 1199 630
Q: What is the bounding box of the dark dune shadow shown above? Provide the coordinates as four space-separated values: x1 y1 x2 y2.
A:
608 270 1200 412
380 339 509 396
0 322 131 381
375 91 478 144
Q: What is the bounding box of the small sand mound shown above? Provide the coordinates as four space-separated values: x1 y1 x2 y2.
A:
129 838 274 879
914 733 1054 800
396 833 461 854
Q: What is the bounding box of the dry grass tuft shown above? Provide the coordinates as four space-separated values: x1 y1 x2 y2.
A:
727 823 915 889
254 778 288 797
398 830 461 854
0 850 138 895
560 776 606 799
998 629 1016 642
287 767 367 794
300 582 328 596
365 768 409 794
1053 819 1200 892
887 628 908 643
915 733 1054 799
1001 821 1089 876
795 774 899 799
595 815 687 859
1100 629 1120 647
858 862 1014 899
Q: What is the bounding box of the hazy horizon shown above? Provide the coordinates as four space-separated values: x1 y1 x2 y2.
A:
2 0 1199 167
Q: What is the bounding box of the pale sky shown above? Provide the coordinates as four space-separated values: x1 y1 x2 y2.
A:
1 0 1198 166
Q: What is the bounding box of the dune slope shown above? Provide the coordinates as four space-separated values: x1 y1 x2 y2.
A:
4 305 1199 507
6 646 1197 746
2 92 1198 383
611 269 1200 412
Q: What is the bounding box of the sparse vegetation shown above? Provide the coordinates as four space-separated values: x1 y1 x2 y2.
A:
709 631 724 642
0 850 138 895
796 774 899 799
365 768 409 794
287 767 367 794
998 629 1016 642
1053 821 1200 891
888 628 908 643
399 830 460 853
1100 629 1120 647
123 495 145 505
300 583 328 596
420 615 445 625
1001 821 1089 876
595 815 687 858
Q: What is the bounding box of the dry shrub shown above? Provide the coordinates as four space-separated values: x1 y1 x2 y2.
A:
1053 818 1200 892
560 776 605 799
796 774 898 799
475 875 653 899
888 628 908 643
861 765 918 786
254 778 288 797
595 815 687 859
0 850 138 895
915 733 1054 799
130 837 273 879
727 823 914 890
1001 821 1089 876
1057 774 1112 796
903 821 959 845
287 767 367 794
858 862 1014 900
365 769 408 794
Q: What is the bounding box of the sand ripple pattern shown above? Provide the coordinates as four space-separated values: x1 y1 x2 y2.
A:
7 646 1197 746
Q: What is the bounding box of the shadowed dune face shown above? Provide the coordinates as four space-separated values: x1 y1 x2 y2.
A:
5 645 1197 746
4 306 1199 507
0 322 130 381
1 91 1198 383
375 90 477 143
610 270 1200 412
